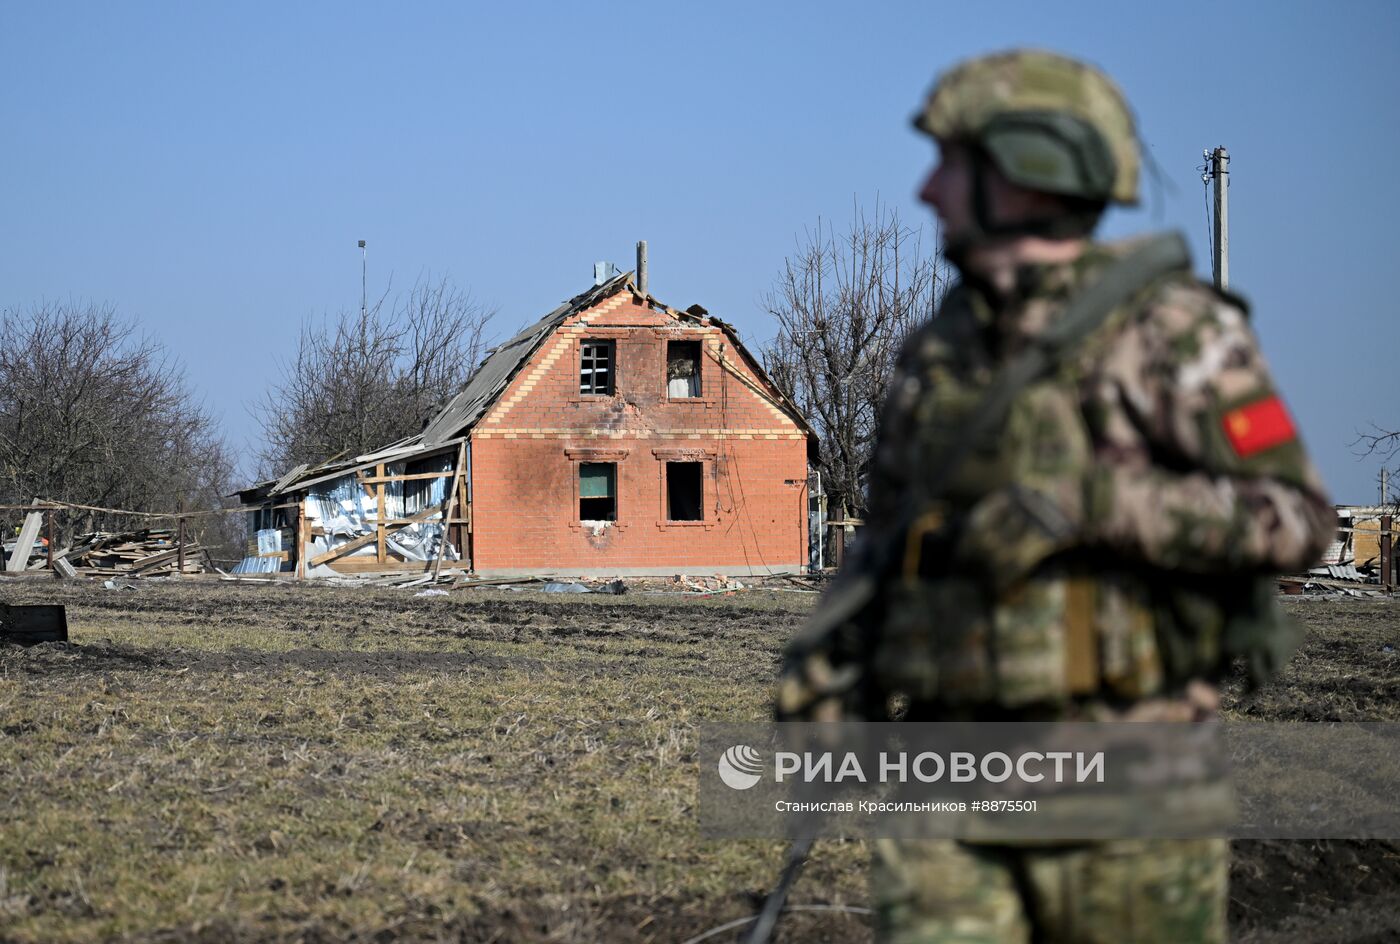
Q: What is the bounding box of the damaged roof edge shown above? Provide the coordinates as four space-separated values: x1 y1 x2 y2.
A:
236 437 467 500
418 271 636 447
278 437 466 496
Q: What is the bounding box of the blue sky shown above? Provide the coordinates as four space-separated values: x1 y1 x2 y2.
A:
3 1 1396 502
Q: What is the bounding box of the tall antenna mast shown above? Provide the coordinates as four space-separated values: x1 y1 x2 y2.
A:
358 239 367 317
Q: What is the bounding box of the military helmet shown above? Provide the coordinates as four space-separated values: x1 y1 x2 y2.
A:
913 50 1140 206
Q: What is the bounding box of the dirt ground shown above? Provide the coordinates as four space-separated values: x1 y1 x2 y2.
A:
0 580 1397 943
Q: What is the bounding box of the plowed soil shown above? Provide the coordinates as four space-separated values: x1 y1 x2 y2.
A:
0 581 1397 943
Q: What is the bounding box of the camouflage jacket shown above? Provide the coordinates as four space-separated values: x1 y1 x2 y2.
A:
781 234 1334 718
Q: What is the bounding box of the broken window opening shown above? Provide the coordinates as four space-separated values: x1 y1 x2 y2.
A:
667 340 702 398
579 462 617 521
666 461 703 521
580 340 615 395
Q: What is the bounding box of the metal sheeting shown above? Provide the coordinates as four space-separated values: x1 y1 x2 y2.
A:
302 454 458 567
230 528 288 574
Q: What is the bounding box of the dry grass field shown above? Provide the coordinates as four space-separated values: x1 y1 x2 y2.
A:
1 581 1398 943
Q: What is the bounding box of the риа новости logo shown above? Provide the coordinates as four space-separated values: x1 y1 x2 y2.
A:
718 745 763 790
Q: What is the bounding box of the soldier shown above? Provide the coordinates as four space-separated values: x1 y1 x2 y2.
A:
775 50 1335 942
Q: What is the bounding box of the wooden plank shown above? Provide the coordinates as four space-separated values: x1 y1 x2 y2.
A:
1278 575 1372 590
359 471 455 484
376 464 386 564
309 505 441 567
6 505 43 573
433 442 468 582
456 477 470 550
130 545 204 574
327 557 437 575
296 502 306 580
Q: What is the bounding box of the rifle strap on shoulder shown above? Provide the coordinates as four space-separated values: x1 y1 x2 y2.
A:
926 233 1191 502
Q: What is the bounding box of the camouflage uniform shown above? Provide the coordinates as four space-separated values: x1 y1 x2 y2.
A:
776 51 1334 944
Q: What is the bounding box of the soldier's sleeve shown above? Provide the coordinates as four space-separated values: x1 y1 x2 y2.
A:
1086 279 1334 574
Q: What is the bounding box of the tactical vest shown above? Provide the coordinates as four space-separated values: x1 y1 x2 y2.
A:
862 235 1297 711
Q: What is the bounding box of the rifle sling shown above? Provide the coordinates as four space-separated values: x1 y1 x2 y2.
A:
920 232 1191 507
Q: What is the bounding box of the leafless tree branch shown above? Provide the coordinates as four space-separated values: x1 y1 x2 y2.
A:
253 274 495 478
0 301 235 547
760 202 949 520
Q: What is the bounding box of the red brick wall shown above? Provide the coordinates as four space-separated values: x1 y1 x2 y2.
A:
468 291 810 576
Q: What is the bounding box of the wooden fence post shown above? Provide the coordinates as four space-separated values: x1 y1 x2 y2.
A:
376 463 387 564
296 502 307 580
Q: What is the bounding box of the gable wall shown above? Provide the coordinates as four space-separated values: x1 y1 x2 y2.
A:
468 293 808 575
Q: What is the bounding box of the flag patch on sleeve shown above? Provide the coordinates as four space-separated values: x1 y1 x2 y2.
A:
1222 395 1296 457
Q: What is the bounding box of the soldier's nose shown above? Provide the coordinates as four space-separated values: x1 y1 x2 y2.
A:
918 167 940 208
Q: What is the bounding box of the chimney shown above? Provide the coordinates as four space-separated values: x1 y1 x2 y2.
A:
636 240 648 297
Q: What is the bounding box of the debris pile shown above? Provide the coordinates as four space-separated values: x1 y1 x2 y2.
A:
674 574 746 594
65 529 210 578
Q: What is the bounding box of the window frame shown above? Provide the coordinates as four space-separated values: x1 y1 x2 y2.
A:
664 339 704 400
577 461 618 523
663 460 705 522
579 338 616 397
661 335 715 405
653 448 717 530
565 447 630 531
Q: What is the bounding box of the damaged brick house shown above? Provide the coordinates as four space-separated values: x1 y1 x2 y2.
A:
236 261 816 577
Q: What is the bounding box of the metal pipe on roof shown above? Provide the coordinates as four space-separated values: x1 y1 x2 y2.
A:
636 240 648 296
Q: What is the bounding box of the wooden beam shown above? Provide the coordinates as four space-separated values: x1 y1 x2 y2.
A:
309 504 441 567
296 502 306 580
433 442 468 582
6 503 42 573
358 471 455 485
376 464 386 564
324 557 462 575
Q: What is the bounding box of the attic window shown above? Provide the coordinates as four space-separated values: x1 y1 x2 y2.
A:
579 462 617 521
580 340 615 395
667 341 701 398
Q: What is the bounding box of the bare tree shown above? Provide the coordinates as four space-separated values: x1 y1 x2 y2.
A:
1354 425 1399 463
0 301 235 544
1353 423 1399 506
762 204 947 522
254 274 494 477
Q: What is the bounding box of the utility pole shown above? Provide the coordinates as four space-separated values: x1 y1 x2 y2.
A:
358 239 367 318
1381 470 1393 594
1206 147 1229 290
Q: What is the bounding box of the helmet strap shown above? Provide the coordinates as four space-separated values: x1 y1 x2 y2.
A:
970 150 1105 242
